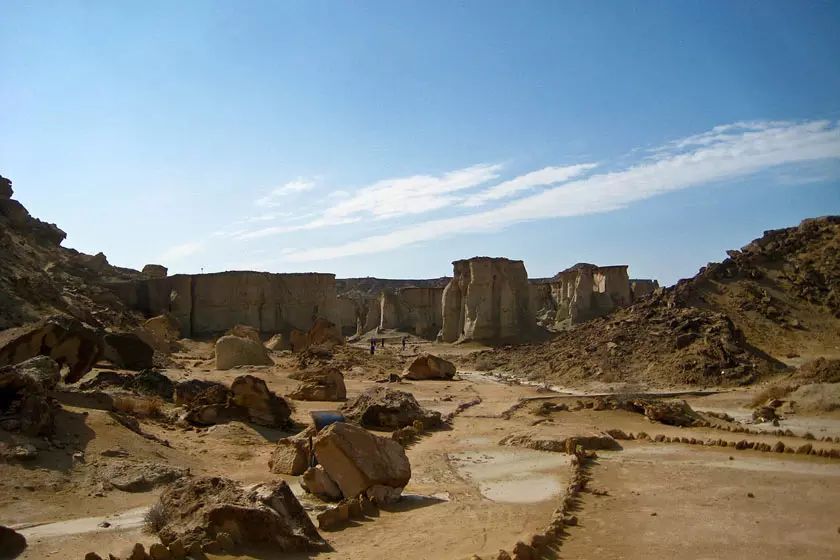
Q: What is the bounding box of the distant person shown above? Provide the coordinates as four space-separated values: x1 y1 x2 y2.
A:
382 337 386 347
370 339 375 355
402 336 407 350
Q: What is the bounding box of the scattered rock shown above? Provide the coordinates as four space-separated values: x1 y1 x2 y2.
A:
268 428 314 476
230 375 292 427
341 386 441 430
214 336 273 370
173 379 227 407
0 315 102 383
155 477 324 553
634 399 703 427
98 461 188 492
313 422 411 499
0 356 60 435
288 368 347 401
103 332 155 370
403 354 456 380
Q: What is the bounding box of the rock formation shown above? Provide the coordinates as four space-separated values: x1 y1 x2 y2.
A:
631 279 660 299
439 257 535 343
215 335 273 370
182 375 292 428
403 353 456 380
379 287 444 339
312 422 411 499
288 368 346 401
106 271 342 338
341 386 442 429
0 356 60 436
0 316 103 383
102 332 155 370
154 476 325 553
530 264 657 328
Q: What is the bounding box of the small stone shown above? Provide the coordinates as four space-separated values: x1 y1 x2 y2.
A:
98 521 111 528
747 492 754 498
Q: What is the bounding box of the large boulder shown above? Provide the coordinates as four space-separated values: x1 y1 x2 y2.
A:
288 368 346 401
141 264 168 279
103 332 155 370
634 399 702 427
0 316 102 383
98 461 188 492
341 386 441 429
403 354 456 380
265 334 288 351
154 477 325 553
313 422 411 499
142 314 181 351
79 369 174 400
307 318 344 349
215 336 273 370
268 428 314 476
0 356 60 435
230 375 292 427
174 379 228 406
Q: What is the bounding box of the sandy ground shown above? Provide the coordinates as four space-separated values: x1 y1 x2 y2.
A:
3 340 840 559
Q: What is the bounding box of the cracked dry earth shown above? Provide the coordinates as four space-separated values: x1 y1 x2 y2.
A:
4 349 840 560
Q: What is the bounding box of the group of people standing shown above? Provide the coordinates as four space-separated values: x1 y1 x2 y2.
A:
369 336 409 354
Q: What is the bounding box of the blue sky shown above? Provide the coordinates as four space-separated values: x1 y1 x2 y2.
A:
2 1 839 285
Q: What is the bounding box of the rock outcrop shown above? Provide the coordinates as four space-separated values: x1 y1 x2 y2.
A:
530 264 654 328
105 271 342 338
439 257 534 343
341 386 441 429
102 332 155 370
379 287 444 339
0 315 103 383
215 335 273 370
313 422 411 499
141 264 168 279
288 368 346 401
403 354 456 380
154 476 324 553
183 375 292 428
0 356 60 435
268 428 314 475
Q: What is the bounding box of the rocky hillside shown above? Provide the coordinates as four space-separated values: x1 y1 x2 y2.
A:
0 174 141 330
468 216 840 387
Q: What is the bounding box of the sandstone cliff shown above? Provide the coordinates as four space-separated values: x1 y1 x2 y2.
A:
439 257 535 343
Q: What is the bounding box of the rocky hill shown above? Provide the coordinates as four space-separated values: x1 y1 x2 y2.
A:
467 216 840 387
0 174 141 330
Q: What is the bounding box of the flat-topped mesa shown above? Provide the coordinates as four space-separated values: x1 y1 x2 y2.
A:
439 257 535 343
106 271 341 338
530 263 658 328
379 287 444 339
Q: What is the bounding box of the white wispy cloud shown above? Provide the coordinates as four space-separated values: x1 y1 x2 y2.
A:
234 163 502 240
462 163 598 207
282 119 840 262
255 179 315 207
159 241 205 262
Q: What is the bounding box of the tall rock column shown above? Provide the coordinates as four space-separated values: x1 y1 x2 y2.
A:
439 257 534 343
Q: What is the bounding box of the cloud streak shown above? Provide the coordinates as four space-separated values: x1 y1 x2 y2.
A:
462 163 597 207
283 120 840 262
255 179 315 207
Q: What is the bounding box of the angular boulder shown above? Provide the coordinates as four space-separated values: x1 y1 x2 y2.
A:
635 399 702 427
313 422 411 499
403 354 456 380
230 375 292 428
0 316 102 383
174 379 228 407
301 465 342 501
103 332 155 370
288 368 346 401
215 336 273 370
265 334 287 351
307 318 344 349
155 477 324 553
268 428 314 476
341 386 441 429
0 356 60 436
142 314 181 351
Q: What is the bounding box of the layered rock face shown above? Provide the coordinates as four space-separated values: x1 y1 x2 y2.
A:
631 279 660 299
107 271 341 338
439 257 534 343
531 264 657 328
379 287 444 339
